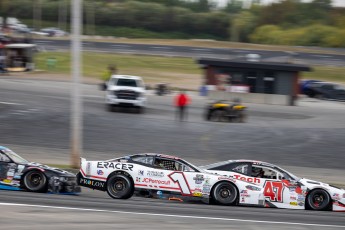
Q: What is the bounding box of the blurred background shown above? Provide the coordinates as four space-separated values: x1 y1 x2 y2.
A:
0 1 345 228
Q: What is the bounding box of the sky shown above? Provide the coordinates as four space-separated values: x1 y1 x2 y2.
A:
214 0 345 7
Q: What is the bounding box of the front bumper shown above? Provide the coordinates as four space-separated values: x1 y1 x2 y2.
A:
106 95 146 107
333 198 345 212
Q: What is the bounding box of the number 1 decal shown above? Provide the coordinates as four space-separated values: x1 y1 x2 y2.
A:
263 181 284 202
169 172 192 195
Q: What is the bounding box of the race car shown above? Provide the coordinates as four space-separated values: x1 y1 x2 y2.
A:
0 146 80 194
201 159 345 212
77 153 265 206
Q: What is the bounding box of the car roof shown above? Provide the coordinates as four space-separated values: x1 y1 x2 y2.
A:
110 75 142 80
203 159 278 169
130 153 181 160
0 146 8 150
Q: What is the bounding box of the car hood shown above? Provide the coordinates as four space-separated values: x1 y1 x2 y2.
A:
26 162 76 177
299 178 345 192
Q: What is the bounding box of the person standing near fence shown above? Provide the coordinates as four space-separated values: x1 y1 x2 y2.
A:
175 90 190 121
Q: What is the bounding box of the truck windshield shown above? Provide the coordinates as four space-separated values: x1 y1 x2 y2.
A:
116 79 137 87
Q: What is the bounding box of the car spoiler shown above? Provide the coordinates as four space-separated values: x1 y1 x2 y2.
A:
80 157 86 166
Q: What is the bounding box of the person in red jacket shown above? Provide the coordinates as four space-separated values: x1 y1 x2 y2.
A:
175 90 190 121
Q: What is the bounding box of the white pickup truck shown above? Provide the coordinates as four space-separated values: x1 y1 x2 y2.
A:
105 75 147 113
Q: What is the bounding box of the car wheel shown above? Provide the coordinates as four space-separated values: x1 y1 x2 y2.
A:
23 170 47 192
106 174 134 199
306 189 331 211
211 182 238 205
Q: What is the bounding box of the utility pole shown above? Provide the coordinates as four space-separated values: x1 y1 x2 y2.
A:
71 0 83 168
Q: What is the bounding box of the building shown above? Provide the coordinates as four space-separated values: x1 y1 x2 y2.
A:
198 57 311 105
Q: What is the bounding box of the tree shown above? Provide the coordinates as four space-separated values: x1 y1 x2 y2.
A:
230 11 257 42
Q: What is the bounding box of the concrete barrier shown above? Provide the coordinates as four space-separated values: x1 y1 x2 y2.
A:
208 91 290 105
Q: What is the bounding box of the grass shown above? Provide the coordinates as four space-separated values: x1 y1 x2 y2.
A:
33 51 345 89
301 66 345 83
34 51 202 89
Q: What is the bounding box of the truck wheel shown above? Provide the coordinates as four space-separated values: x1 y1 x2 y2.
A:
210 110 225 122
106 105 113 112
106 174 134 199
23 170 47 192
137 107 144 114
211 182 238 205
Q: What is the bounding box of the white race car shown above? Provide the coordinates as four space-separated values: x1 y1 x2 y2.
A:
202 159 345 212
77 153 265 206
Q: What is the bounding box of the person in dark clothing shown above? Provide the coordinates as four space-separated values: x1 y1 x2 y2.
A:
174 90 190 121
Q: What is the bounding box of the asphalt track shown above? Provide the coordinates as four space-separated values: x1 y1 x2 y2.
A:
33 38 345 66
0 77 345 229
1 189 345 230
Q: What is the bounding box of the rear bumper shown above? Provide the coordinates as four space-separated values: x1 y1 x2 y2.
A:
48 176 81 194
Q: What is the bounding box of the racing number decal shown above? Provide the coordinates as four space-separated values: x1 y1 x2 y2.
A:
264 181 284 202
169 172 192 195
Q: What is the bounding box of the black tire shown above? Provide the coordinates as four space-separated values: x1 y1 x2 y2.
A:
106 174 134 199
306 189 331 211
315 94 324 100
23 170 47 192
210 110 226 122
137 107 144 114
211 182 238 205
106 104 113 112
238 112 247 123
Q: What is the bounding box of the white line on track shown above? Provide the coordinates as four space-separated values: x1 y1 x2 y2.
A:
0 101 23 105
0 202 344 228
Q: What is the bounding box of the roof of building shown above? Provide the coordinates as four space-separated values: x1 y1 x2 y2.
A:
198 58 311 72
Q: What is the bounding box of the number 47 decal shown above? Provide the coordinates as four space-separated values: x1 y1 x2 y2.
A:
169 172 192 195
264 181 284 202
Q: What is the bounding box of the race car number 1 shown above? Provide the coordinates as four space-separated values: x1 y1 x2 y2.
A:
169 172 192 195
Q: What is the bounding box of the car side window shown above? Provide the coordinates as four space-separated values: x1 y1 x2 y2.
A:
131 156 154 165
231 163 249 174
251 166 283 179
0 152 10 162
153 158 182 171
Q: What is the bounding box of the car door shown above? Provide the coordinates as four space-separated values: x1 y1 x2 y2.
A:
146 156 207 197
249 163 304 208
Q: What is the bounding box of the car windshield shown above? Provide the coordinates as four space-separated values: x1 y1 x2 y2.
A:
276 166 300 181
2 149 29 164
